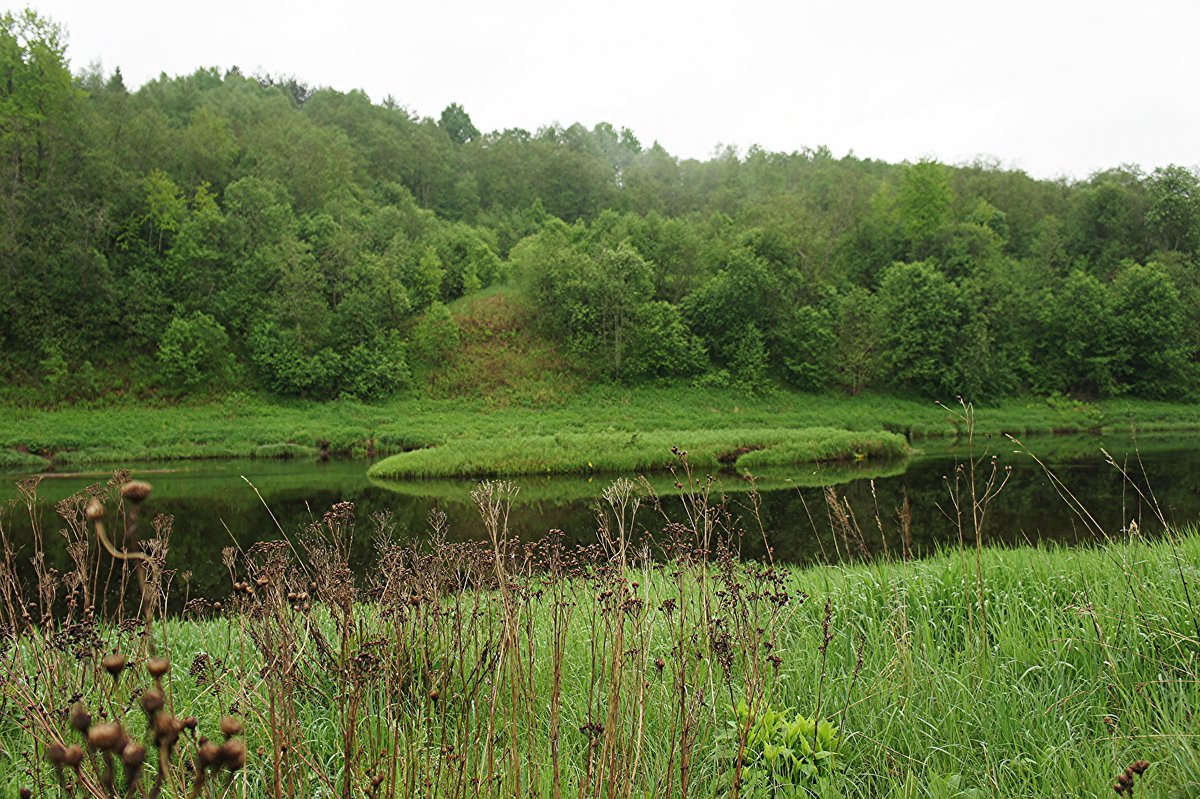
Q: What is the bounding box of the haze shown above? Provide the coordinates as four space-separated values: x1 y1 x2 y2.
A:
24 0 1200 179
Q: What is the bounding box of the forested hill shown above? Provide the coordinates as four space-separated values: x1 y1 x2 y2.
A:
2 9 1198 406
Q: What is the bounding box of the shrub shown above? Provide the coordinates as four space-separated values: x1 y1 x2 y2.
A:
410 301 461 366
623 301 707 381
155 312 235 392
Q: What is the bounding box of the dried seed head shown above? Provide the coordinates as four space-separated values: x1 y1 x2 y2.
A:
101 652 127 678
197 739 221 769
69 703 92 733
219 739 246 770
219 717 242 738
1131 761 1150 775
46 743 67 766
180 716 198 731
120 481 153 504
146 657 171 678
85 497 105 521
19 789 31 799
153 713 182 745
120 741 146 768
87 722 123 752
140 687 165 716
61 746 84 768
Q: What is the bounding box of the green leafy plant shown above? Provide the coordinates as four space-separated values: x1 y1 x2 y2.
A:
723 701 841 797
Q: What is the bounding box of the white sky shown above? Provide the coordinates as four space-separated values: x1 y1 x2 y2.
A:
24 0 1200 180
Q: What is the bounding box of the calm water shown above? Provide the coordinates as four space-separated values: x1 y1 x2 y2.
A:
3 432 1198 603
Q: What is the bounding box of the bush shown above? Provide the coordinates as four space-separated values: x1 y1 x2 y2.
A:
155 312 235 392
779 305 835 391
623 301 707 381
410 301 461 366
727 323 771 390
249 322 409 401
340 332 411 401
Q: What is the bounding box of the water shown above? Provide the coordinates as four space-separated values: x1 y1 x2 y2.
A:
3 432 1197 602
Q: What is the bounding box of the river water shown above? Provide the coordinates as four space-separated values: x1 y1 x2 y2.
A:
2 432 1197 602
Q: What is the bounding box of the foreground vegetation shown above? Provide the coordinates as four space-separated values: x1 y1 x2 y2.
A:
4 388 1200 473
2 460 1198 798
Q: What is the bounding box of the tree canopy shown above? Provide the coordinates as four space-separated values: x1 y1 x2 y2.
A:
3 9 1199 404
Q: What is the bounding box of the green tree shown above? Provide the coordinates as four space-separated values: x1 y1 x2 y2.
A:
1111 264 1192 397
1145 165 1200 253
778 305 835 391
897 161 954 259
438 102 480 144
1035 270 1120 397
830 287 881 395
876 261 963 397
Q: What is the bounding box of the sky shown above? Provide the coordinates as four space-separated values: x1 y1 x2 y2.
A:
23 0 1200 180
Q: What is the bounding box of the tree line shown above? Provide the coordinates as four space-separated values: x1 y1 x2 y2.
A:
2 9 1198 403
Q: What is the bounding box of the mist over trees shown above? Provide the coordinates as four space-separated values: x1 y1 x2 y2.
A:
3 9 1199 403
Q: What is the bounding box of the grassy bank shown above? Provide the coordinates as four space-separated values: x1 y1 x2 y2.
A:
3 387 1199 472
3 475 1198 796
367 426 910 478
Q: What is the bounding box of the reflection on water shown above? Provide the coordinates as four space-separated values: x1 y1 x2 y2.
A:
2 433 1198 603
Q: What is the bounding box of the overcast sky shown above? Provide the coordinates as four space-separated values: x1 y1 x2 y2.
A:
24 0 1199 180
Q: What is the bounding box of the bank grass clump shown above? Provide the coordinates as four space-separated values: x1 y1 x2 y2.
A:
252 442 319 460
0 448 49 470
368 426 911 479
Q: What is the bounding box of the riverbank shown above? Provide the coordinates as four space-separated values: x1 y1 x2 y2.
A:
2 387 1199 472
4 521 1196 797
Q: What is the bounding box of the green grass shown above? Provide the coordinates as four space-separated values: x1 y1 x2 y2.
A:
367 459 913 505
367 426 911 478
0 448 49 470
252 442 320 460
3 387 1200 473
6 529 1197 797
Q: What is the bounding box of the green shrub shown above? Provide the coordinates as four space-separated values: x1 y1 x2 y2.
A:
340 332 411 400
250 323 409 401
623 301 707 380
780 305 835 391
155 312 236 392
410 301 461 366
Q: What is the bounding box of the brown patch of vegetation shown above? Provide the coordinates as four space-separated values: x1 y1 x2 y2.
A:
428 290 584 405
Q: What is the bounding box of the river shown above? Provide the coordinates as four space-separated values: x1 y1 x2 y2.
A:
2 432 1197 603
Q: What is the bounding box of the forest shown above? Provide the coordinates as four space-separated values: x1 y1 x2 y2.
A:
3 8 1199 405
